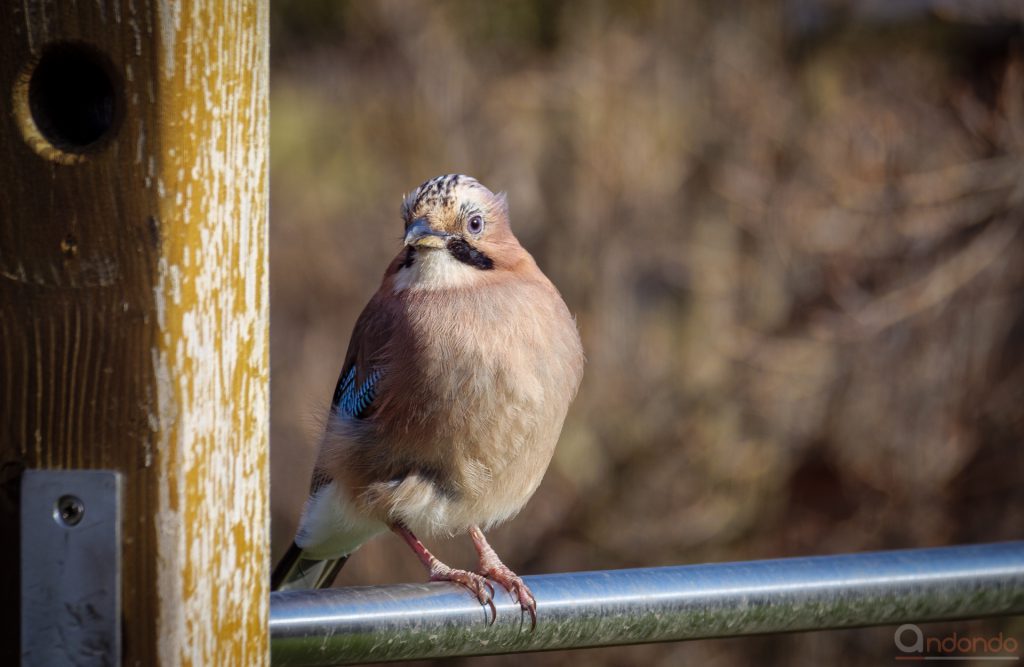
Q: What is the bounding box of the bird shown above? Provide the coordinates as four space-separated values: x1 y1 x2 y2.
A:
272 174 584 626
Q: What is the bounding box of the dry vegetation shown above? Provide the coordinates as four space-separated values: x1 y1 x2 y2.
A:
269 2 1024 664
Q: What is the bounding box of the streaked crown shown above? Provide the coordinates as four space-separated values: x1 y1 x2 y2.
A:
401 174 492 224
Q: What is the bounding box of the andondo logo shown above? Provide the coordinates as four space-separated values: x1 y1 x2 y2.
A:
894 624 1020 661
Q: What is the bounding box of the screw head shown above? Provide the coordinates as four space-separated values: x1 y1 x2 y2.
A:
55 494 85 527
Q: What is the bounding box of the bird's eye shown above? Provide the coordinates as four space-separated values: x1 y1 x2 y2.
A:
467 215 484 235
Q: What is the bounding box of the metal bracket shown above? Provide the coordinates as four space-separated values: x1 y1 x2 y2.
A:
20 469 122 667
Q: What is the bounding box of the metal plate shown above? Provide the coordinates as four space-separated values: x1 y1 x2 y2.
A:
21 469 122 667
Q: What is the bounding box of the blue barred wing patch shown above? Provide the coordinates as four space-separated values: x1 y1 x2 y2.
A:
331 367 382 419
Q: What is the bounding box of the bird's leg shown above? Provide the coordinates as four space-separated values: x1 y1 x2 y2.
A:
391 523 496 623
469 525 537 629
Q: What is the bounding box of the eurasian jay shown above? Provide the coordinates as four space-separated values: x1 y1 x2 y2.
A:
272 174 585 625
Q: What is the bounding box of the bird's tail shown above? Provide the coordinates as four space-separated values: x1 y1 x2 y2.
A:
271 541 349 592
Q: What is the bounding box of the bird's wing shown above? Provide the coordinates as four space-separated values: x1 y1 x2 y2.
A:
278 288 399 592
331 365 382 419
310 288 399 495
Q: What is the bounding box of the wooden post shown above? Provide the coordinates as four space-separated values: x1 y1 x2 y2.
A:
0 2 269 665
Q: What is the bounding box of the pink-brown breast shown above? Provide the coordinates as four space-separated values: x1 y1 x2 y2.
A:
325 266 584 536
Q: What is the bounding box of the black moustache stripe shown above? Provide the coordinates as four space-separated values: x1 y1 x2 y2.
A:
400 246 416 269
446 237 494 270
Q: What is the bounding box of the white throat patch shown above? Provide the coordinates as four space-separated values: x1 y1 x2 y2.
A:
392 248 482 293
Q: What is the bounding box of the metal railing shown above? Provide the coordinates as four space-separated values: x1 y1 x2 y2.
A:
270 541 1024 665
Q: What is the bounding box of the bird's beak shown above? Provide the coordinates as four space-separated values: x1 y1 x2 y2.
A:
404 218 449 248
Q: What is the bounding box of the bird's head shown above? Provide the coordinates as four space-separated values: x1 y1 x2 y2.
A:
392 175 527 291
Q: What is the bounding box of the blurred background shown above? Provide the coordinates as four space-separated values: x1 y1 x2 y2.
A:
268 1 1024 664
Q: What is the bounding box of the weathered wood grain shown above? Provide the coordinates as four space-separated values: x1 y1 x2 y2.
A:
0 2 269 665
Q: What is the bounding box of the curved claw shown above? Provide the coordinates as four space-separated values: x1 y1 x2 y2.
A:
429 567 497 624
484 596 497 625
510 579 538 631
517 585 538 631
486 568 538 631
393 523 500 625
468 525 539 630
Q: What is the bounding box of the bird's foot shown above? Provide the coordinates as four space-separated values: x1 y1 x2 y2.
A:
469 525 538 630
391 522 497 623
429 562 497 622
481 562 537 629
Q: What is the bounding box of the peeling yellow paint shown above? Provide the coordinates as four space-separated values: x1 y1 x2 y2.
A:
150 2 269 665
2 2 268 664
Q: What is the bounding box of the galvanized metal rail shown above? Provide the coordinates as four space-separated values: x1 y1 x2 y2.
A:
270 541 1024 665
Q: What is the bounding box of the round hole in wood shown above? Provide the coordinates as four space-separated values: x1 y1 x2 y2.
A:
13 41 123 165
